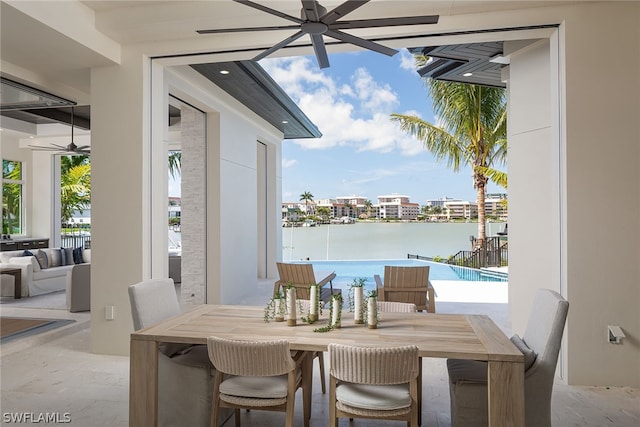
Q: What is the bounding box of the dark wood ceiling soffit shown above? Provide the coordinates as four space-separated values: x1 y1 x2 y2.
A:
410 42 506 88
190 61 321 139
1 106 91 130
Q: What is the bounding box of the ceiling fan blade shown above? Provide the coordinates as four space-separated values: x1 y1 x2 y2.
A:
310 34 330 69
233 0 303 24
252 30 306 62
325 29 397 57
301 0 322 21
331 15 440 30
321 0 369 24
197 24 300 34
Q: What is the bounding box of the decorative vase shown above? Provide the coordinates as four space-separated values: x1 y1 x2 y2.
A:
274 298 284 322
367 296 378 329
309 284 318 322
286 288 297 326
331 296 342 328
353 286 364 324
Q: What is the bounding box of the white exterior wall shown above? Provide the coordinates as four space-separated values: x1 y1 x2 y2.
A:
507 38 560 336
561 3 639 386
165 67 283 305
508 2 640 386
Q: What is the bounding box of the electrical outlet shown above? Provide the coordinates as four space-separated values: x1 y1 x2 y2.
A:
608 325 625 344
105 305 115 321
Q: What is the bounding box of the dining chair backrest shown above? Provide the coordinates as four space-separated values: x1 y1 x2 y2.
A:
376 265 434 312
275 262 337 301
128 278 179 331
207 336 295 377
521 289 569 426
329 343 419 385
377 301 417 313
277 262 316 287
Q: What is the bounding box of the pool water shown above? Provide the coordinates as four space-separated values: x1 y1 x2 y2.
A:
297 259 507 292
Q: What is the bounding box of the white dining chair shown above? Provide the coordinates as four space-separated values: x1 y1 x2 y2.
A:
129 278 214 427
447 288 569 427
328 343 420 427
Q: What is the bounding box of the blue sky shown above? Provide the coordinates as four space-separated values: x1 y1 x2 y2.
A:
169 50 503 203
261 50 502 205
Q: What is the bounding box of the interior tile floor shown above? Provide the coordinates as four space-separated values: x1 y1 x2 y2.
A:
1 281 638 427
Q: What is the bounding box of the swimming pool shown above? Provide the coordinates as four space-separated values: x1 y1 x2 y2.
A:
296 259 507 291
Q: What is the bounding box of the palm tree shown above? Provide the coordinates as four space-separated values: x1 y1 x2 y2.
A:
61 163 91 224
391 55 507 248
364 200 373 218
299 191 314 217
168 151 181 179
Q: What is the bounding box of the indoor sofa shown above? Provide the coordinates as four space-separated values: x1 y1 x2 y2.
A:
0 248 90 297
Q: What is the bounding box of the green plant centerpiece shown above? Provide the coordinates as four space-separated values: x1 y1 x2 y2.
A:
347 277 367 324
264 289 286 322
365 289 379 329
314 293 343 333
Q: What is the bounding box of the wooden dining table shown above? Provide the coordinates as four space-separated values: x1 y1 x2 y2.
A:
129 304 524 427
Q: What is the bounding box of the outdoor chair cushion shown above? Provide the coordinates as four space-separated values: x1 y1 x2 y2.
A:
336 383 411 410
220 374 289 399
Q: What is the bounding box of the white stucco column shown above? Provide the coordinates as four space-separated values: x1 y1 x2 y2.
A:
89 48 156 355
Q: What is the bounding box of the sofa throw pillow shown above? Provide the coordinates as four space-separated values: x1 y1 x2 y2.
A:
48 248 63 267
510 334 537 371
23 250 34 257
72 247 84 264
9 256 41 272
64 248 75 265
82 249 91 263
34 249 49 269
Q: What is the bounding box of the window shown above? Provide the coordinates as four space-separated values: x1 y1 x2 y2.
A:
2 159 24 236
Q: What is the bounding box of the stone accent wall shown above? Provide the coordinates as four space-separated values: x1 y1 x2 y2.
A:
179 105 206 306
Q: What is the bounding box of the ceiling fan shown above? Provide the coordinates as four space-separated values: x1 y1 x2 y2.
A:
29 107 90 155
197 0 439 69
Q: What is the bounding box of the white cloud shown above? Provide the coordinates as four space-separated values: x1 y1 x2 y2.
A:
261 56 424 156
282 158 298 168
398 49 417 72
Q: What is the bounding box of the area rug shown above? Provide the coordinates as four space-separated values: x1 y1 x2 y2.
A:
0 317 75 344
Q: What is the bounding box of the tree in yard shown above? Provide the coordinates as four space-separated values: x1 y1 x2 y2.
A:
391 55 507 248
61 161 91 225
364 199 373 218
168 150 181 179
299 191 314 217
317 206 331 223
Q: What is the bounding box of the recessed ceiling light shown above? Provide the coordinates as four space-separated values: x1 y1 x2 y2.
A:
219 70 230 75
282 120 288 124
463 72 473 77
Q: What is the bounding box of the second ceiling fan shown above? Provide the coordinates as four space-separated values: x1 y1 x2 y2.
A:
197 0 439 69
